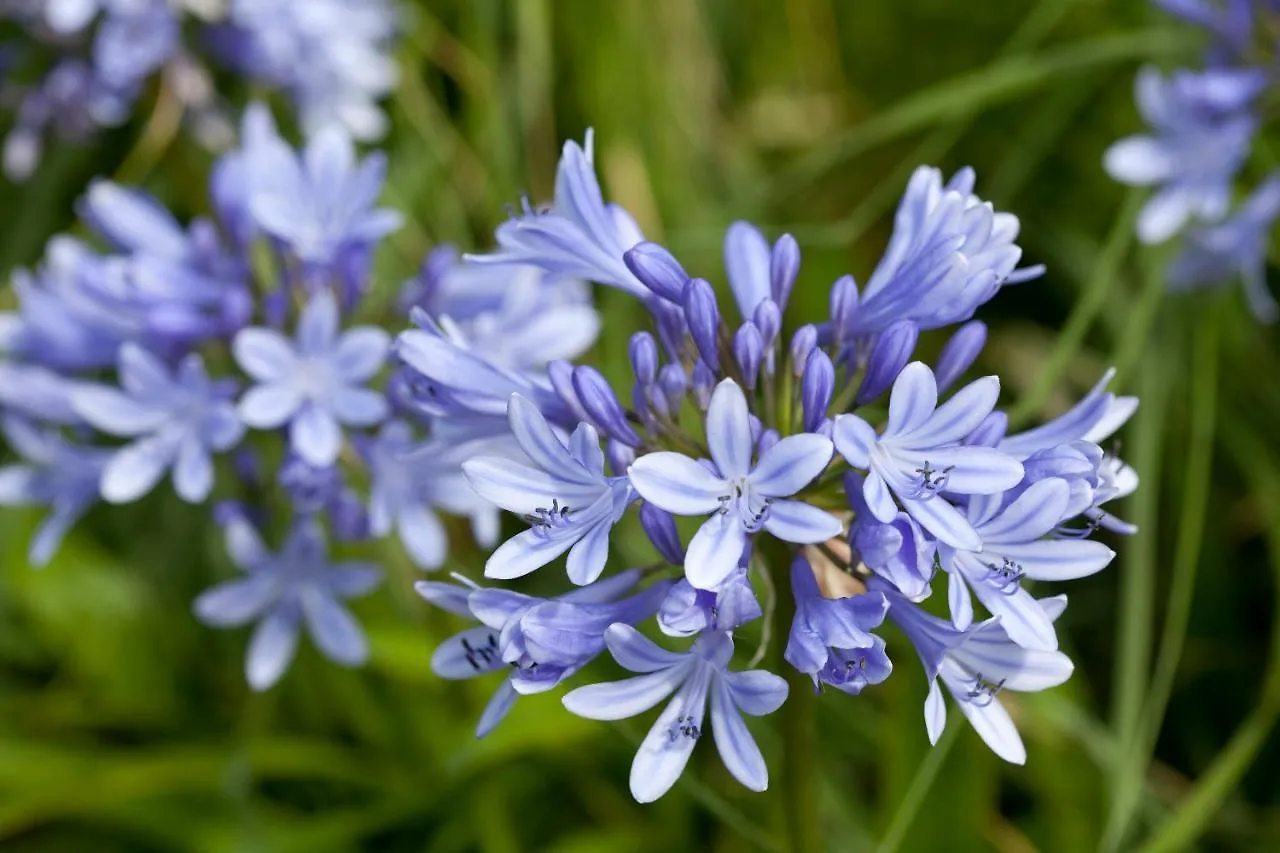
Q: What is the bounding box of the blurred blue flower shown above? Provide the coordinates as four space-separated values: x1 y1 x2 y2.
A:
0 417 110 567
71 344 243 504
833 362 1024 549
563 626 788 802
194 508 381 690
234 290 390 467
1105 66 1264 243
630 378 841 590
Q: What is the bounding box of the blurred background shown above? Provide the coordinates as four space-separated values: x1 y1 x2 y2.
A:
2 0 1279 850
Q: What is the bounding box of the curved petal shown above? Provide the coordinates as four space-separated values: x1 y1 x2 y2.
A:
711 677 768 792
562 663 690 721
296 291 339 356
301 589 368 666
863 472 898 523
508 393 595 485
902 495 981 550
290 404 342 467
723 669 789 716
948 569 973 631
431 626 505 679
238 383 304 429
485 527 577 580
998 539 1116 581
833 415 877 468
762 499 842 544
246 606 300 691
193 574 278 627
924 678 948 744
566 519 611 585
397 503 447 570
172 436 213 503
628 452 727 516
233 328 298 382
749 433 833 497
979 478 1069 542
886 362 938 436
629 666 711 803
330 386 388 426
918 446 1023 496
954 689 1025 764
476 680 519 738
684 514 748 590
71 385 167 436
332 327 390 381
101 436 176 504
463 457 603 515
705 379 753 480
328 564 382 597
901 375 1001 448
605 623 690 673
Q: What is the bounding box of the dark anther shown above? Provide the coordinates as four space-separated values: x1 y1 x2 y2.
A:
965 672 1006 707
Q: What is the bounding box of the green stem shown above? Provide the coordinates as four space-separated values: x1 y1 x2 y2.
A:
768 553 821 853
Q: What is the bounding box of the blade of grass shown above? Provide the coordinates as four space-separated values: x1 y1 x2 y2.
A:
1007 189 1141 428
1102 305 1220 852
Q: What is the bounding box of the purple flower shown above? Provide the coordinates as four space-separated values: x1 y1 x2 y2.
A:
846 472 937 600
785 556 891 691
463 395 634 584
466 132 649 299
417 570 663 737
194 509 381 690
1104 66 1264 243
71 344 243 503
629 378 841 590
234 290 390 467
833 362 1024 549
563 626 788 802
0 416 110 566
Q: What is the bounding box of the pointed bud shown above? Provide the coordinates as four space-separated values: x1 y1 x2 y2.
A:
629 331 659 386
770 233 800 312
548 359 591 423
647 297 689 362
789 324 818 378
934 321 987 393
856 320 918 405
607 439 637 475
657 364 687 414
640 502 686 565
802 348 835 433
829 274 859 346
624 241 688 302
757 428 780 458
692 360 716 409
734 322 764 390
572 365 642 447
753 298 781 347
966 410 1008 447
683 278 721 372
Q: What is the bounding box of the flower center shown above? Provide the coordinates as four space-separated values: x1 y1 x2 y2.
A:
983 556 1025 594
667 715 701 743
964 672 1006 707
524 498 576 537
907 459 954 500
461 632 500 672
717 479 771 532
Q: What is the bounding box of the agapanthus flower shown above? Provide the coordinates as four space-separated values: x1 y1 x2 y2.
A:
785 556 891 691
234 290 390 467
194 508 381 690
833 362 1025 549
71 343 244 503
629 378 841 589
563 626 788 802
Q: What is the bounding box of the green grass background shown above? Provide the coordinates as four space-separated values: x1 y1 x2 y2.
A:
2 0 1279 850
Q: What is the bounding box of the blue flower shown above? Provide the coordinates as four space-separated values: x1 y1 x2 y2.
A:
885 585 1074 765
833 362 1024 549
785 556 891 691
1104 66 1264 243
246 124 402 271
194 508 381 690
562 626 789 802
234 290 390 467
937 479 1115 650
463 395 634 585
70 344 243 504
846 167 1043 337
466 132 650 299
0 416 110 567
276 454 369 541
360 420 499 570
1169 172 1280 322
417 569 664 737
629 378 842 590
846 472 937 600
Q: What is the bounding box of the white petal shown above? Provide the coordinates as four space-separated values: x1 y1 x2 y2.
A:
485 528 576 580
562 664 689 721
762 499 842 544
705 379 753 480
1103 136 1174 185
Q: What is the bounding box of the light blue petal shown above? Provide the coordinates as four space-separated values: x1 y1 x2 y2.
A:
948 569 973 630
476 680 519 738
330 386 388 427
961 561 1058 651
202 403 245 451
0 466 36 504
1137 186 1192 244
172 436 213 503
924 679 947 744
723 669 789 716
565 519 611 585
628 452 726 516
233 328 298 382
832 415 877 469
397 503 447 570
762 499 842 544
979 478 1069 543
238 383 304 429
569 421 607 477
193 574 278 627
561 569 641 604
952 682 1025 764
628 665 711 803
296 291 339 356
605 623 688 673
710 677 768 791
414 580 474 617
917 446 1023 495
562 663 690 721
290 404 342 467
953 633 1074 692
332 327 390 382
301 589 368 666
463 457 603 516
886 362 938 436
507 394 595 485
901 494 981 550
706 379 752 480
101 436 176 504
246 605 300 691
901 375 1001 448
684 514 748 590
432 626 505 679
1102 135 1174 185
998 539 1116 581
71 385 168 436
863 472 898 523
723 221 772 319
328 564 382 597
749 433 832 497
485 527 577 580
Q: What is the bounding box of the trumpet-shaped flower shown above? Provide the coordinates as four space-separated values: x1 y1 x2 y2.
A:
563 626 788 802
629 378 841 590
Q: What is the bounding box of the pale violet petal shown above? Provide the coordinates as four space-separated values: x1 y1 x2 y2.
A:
290 404 342 467
684 514 748 590
762 499 841 544
330 386 388 427
476 680 519 738
101 436 176 503
463 457 603 516
565 520 611 585
238 383 304 428
563 664 689 721
900 375 1001 448
902 495 982 550
924 679 947 744
296 291 340 355
71 385 167 436
246 606 300 691
920 446 1023 495
710 677 769 792
999 539 1116 581
605 623 689 673
832 415 877 469
193 575 278 627
172 436 213 503
749 433 832 497
233 328 299 382
863 472 898 523
629 667 711 803
485 527 577 580
301 590 368 666
398 504 447 570
508 393 597 486
628 452 727 516
1103 136 1174 185
705 379 752 480
886 362 938 436
432 626 505 679
332 327 391 381
954 689 1025 764
979 478 1069 543
723 669 789 716
948 570 973 631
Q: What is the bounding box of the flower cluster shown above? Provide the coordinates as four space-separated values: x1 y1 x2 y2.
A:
0 104 596 689
1105 0 1280 321
405 133 1140 801
0 0 398 179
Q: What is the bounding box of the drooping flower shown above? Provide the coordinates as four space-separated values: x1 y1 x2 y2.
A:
71 344 244 503
1104 66 1264 243
193 508 381 690
463 395 634 585
833 362 1024 549
629 378 842 590
234 290 390 467
563 626 788 802
846 472 937 600
785 556 891 691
